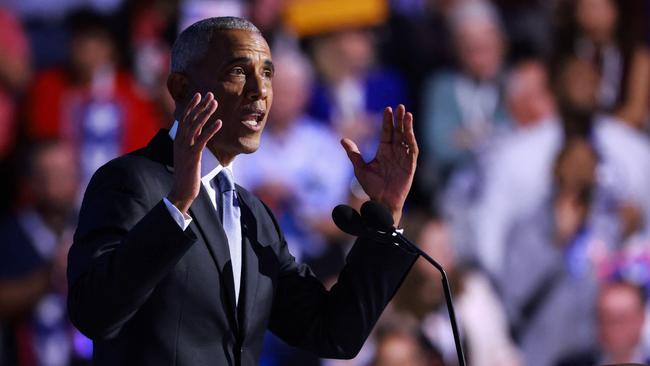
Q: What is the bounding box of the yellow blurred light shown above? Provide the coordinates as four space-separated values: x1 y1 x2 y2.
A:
283 0 389 37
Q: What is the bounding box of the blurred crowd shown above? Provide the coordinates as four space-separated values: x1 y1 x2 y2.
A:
0 0 649 365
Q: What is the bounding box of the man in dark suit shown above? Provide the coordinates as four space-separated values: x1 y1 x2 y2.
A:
67 17 420 365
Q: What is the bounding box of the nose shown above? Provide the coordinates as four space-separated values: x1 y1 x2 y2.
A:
245 73 268 101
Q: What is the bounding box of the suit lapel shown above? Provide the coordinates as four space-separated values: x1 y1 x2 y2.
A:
235 187 260 340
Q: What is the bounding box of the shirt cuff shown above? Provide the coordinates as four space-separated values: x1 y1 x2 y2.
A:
163 197 192 231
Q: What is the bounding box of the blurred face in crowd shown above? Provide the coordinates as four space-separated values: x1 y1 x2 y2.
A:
415 220 455 278
179 29 274 158
554 138 598 194
70 30 115 82
373 332 428 366
455 19 504 81
576 0 618 43
506 61 556 127
598 282 646 361
336 30 374 75
249 0 283 31
267 54 310 131
29 142 79 217
313 29 374 82
408 219 456 308
557 58 600 112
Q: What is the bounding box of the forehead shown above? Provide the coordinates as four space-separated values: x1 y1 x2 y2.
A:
206 29 271 63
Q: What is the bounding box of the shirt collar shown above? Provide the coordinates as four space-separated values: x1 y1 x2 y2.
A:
168 120 234 181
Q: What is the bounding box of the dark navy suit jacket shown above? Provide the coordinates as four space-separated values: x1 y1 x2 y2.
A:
67 129 418 365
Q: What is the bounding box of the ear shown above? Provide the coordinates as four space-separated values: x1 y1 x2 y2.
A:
167 72 190 105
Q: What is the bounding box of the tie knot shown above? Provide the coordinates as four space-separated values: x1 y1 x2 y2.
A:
216 168 236 193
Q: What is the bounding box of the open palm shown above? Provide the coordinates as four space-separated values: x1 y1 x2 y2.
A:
341 105 418 225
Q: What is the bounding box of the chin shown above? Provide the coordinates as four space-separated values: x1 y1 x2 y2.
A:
237 137 261 154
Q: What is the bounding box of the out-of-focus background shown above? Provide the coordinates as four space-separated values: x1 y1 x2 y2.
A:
0 0 649 365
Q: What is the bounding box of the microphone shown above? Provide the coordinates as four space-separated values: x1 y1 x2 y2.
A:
332 204 364 236
334 201 467 366
332 204 394 243
360 200 395 232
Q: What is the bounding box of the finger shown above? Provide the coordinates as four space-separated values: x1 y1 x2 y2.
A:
189 92 214 124
184 93 215 145
182 93 201 122
380 106 393 143
190 98 218 140
394 104 406 143
178 93 202 141
404 112 419 157
196 119 222 147
340 138 365 171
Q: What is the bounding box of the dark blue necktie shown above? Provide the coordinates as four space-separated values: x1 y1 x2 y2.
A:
214 169 242 305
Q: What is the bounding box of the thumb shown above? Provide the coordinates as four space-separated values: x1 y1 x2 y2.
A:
341 138 365 171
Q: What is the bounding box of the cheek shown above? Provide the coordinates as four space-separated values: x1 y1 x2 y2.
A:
267 91 273 108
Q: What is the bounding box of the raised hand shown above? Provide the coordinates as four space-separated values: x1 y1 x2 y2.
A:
341 104 418 226
168 92 221 214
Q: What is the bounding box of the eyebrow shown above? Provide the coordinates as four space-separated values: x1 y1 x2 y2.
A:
223 57 275 73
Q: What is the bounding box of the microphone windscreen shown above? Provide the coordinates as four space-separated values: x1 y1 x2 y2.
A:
332 205 364 236
360 200 394 231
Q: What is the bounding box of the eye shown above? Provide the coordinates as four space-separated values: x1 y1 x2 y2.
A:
263 69 274 79
230 67 245 76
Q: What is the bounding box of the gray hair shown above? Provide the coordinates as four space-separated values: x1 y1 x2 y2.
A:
448 0 503 35
171 16 260 73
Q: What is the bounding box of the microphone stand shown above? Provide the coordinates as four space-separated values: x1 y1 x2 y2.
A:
390 231 467 366
332 202 466 366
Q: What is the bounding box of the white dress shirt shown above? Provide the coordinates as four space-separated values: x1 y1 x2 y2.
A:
162 120 242 303
473 116 563 274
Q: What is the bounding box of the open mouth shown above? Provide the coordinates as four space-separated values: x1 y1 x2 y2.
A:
242 118 261 128
241 108 266 129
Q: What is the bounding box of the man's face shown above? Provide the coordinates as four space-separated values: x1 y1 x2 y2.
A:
187 30 274 157
456 21 504 81
31 144 79 215
598 284 645 356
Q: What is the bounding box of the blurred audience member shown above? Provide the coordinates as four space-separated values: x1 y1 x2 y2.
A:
554 56 650 244
371 314 442 366
556 280 650 365
307 27 408 161
0 7 32 215
0 140 90 366
471 60 561 273
23 10 160 189
248 0 297 50
420 0 507 187
500 137 604 366
393 213 521 366
0 7 30 158
236 50 351 265
129 0 176 122
554 0 650 128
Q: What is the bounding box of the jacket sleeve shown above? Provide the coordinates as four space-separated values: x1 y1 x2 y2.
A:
66 160 197 340
265 204 418 359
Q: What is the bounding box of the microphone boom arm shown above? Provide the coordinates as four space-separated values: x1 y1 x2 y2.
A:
332 202 466 366
390 232 467 366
